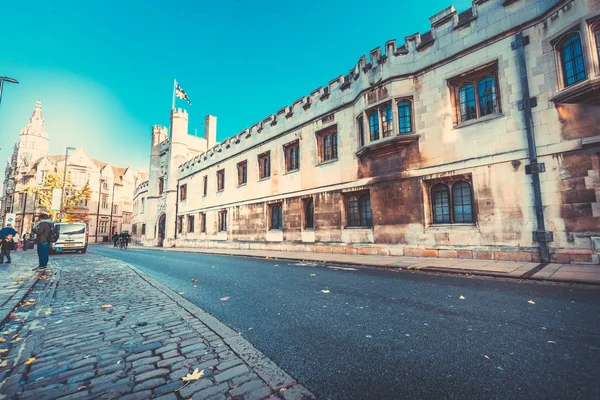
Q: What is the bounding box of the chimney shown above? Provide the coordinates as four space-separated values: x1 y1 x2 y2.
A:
205 115 217 148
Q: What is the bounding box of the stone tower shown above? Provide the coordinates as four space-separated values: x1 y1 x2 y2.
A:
15 100 49 167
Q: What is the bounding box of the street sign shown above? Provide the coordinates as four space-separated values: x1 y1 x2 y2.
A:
4 213 15 227
57 213 65 220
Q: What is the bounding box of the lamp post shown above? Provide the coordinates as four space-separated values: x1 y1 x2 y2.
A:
0 77 19 106
59 146 76 221
94 178 105 243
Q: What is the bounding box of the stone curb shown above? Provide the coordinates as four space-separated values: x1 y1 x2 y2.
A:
0 269 42 327
115 245 600 286
126 261 316 399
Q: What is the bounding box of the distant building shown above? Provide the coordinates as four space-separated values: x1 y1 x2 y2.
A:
0 101 143 242
133 0 600 264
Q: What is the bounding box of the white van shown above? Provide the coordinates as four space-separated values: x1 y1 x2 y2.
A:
51 222 88 254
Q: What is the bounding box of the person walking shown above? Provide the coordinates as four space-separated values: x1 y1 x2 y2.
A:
112 231 120 248
32 213 54 270
0 234 15 264
22 232 30 251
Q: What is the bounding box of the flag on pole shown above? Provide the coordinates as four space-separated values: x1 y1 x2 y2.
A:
174 80 192 106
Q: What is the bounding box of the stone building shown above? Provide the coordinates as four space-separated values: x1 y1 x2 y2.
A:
0 101 140 242
133 0 600 264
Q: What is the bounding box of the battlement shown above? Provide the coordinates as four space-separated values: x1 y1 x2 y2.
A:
176 0 567 179
134 180 149 197
172 108 188 117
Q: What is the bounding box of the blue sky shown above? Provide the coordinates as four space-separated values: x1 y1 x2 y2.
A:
0 0 471 173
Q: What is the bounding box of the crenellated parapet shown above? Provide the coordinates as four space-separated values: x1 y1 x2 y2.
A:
134 180 149 197
176 0 566 179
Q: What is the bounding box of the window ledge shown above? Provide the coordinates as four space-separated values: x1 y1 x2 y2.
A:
343 226 373 230
356 133 420 159
217 189 224 193
316 158 338 167
238 183 247 188
454 113 503 129
284 168 299 176
550 76 600 105
258 177 271 182
427 223 477 232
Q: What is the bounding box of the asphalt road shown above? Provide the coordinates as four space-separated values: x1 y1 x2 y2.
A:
88 246 600 400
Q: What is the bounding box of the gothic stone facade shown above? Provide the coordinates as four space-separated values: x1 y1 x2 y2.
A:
1 101 140 242
133 0 600 264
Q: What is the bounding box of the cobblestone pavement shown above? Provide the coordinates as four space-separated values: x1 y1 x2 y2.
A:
0 251 41 325
0 253 314 400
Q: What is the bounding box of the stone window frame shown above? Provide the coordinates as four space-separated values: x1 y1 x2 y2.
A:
284 140 300 173
587 17 600 77
357 115 366 147
269 202 283 230
302 197 315 229
258 151 271 180
177 215 183 234
158 177 164 195
343 190 372 228
203 175 208 196
101 195 109 209
187 214 195 233
396 98 414 134
200 212 206 233
316 125 338 164
424 175 476 226
141 223 146 235
447 61 501 126
237 160 247 186
555 31 588 88
218 210 227 232
179 183 187 201
216 169 225 192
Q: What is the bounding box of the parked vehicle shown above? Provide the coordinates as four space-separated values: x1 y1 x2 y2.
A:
51 222 88 254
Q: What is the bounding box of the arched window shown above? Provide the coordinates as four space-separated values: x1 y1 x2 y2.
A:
304 199 314 229
452 181 473 223
397 101 412 133
358 116 365 147
458 84 476 122
381 105 393 137
559 34 586 87
368 110 380 141
478 77 497 116
432 184 451 223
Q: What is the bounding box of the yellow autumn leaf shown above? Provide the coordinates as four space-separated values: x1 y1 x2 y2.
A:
0 338 6 343
310 274 316 277
191 278 198 282
0 349 7 353
178 292 185 295
182 368 205 382
24 358 35 365
528 300 536 305
220 296 230 301
0 360 7 367
2 331 8 335
15 338 22 342
320 290 330 294
459 296 465 300
101 304 112 309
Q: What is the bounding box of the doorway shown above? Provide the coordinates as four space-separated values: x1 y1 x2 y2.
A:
158 214 166 247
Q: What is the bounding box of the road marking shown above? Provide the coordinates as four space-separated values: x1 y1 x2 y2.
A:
327 266 358 271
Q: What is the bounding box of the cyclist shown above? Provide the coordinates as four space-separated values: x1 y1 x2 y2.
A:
119 231 130 249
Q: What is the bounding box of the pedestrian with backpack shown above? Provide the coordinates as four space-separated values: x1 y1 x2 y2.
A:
0 234 15 264
32 213 54 270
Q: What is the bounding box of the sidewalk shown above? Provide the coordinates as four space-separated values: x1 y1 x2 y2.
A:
126 244 600 285
0 252 314 400
0 250 42 326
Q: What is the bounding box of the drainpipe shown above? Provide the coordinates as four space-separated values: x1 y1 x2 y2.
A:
512 32 551 263
20 191 28 235
174 181 179 243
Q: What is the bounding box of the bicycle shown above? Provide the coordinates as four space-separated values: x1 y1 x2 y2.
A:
118 237 129 249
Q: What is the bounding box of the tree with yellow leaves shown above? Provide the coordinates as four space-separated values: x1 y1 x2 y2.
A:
24 170 91 221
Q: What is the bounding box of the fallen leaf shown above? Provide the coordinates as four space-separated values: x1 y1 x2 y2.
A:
194 285 197 288
0 349 7 353
528 300 536 305
280 388 288 392
0 360 7 367
83 354 92 359
2 331 7 335
117 360 122 364
310 274 316 277
12 334 18 339
178 292 185 295
547 341 556 344
101 304 112 309
191 278 198 282
24 358 35 365
0 338 5 343
274 264 279 267
320 290 330 294
77 386 86 391
182 368 205 382
220 296 230 301
484 355 491 360
459 296 465 300
15 338 22 342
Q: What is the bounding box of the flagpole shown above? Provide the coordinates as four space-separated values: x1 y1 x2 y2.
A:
172 79 176 110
